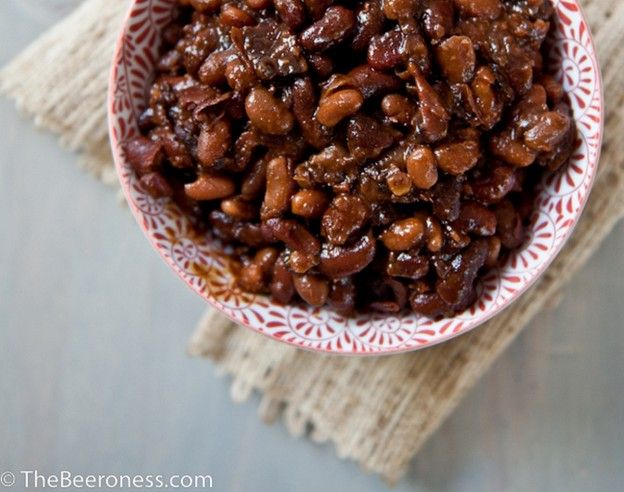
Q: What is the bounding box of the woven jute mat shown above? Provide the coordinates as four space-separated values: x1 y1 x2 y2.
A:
2 0 623 483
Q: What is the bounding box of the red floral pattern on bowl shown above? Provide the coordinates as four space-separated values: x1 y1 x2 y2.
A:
108 0 603 354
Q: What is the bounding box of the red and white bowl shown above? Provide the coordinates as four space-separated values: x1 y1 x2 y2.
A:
108 0 603 355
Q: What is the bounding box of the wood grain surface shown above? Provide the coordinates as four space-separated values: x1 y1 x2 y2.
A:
1 1 623 490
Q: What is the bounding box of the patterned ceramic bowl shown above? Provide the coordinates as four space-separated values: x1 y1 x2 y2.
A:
108 0 603 354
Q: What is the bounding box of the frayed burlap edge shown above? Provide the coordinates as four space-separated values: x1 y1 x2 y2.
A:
0 0 124 185
2 0 623 484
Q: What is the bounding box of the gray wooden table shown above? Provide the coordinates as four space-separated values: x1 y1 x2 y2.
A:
1 1 623 490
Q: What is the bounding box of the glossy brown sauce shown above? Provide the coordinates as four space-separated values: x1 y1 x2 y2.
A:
125 0 575 317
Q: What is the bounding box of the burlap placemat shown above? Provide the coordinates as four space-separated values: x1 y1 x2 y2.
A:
2 0 623 483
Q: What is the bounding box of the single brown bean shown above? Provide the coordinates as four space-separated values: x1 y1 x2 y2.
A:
435 36 476 84
425 215 443 252
254 247 279 272
347 65 402 99
539 74 564 105
495 200 524 248
422 0 454 41
318 73 352 97
410 291 448 318
291 77 331 149
319 231 376 278
245 86 294 135
198 51 231 85
234 129 264 169
539 109 576 172
197 119 231 167
241 157 268 199
238 263 265 293
261 156 295 220
328 278 357 313
453 201 497 236
381 94 416 126
235 222 269 248
434 140 480 175
316 89 363 127
485 236 501 267
432 177 461 221
184 173 236 200
306 53 334 79
245 0 271 9
299 6 355 52
471 165 517 204
386 171 413 196
181 28 220 74
490 132 537 167
220 196 257 220
239 248 278 290
351 0 384 51
523 111 571 152
220 4 256 27
224 57 256 92
274 0 306 29
513 84 549 127
208 210 237 242
264 218 321 255
406 145 438 189
288 250 319 273
381 217 425 251
367 29 405 71
291 189 329 218
293 274 330 307
271 256 295 304
235 223 269 247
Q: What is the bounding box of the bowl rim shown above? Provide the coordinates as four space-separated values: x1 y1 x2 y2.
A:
108 0 604 355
